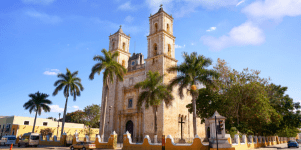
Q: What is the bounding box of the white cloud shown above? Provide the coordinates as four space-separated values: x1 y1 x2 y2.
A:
206 27 216 32
175 44 186 49
21 0 56 5
72 105 80 111
124 15 134 23
236 0 245 6
242 0 301 21
43 69 59 75
201 21 265 50
118 1 137 11
26 10 62 24
50 105 64 113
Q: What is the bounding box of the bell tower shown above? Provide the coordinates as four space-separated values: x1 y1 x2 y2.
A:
109 25 131 68
146 5 177 83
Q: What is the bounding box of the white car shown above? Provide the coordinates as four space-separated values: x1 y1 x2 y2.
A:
0 135 17 146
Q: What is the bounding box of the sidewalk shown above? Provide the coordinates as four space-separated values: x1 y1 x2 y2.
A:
250 143 290 150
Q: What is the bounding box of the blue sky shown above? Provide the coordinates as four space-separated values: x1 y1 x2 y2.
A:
0 0 301 119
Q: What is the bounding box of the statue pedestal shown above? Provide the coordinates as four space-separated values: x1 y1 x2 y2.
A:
210 137 232 148
178 139 186 143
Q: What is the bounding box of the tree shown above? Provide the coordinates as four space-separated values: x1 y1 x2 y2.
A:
168 52 218 136
53 68 84 136
135 70 174 139
47 117 57 121
23 91 52 133
40 128 55 138
89 48 126 139
190 58 301 136
84 104 101 128
65 110 86 123
266 84 301 136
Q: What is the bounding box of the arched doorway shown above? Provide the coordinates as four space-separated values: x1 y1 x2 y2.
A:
126 120 134 140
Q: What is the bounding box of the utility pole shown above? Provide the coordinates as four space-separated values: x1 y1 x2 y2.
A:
215 116 218 150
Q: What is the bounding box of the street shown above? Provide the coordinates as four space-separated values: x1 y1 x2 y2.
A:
0 146 69 150
0 145 122 150
252 143 301 150
0 143 300 150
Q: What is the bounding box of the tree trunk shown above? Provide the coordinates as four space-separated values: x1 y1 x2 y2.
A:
99 85 108 141
154 106 158 143
32 110 38 133
61 97 68 136
192 95 197 137
154 106 158 135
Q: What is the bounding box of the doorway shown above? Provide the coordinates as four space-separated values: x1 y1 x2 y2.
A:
126 120 134 140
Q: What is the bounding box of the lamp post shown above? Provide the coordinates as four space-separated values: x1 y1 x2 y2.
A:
108 106 112 132
57 113 61 136
215 116 218 150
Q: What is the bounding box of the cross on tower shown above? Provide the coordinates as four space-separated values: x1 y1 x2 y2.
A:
120 25 122 28
160 4 163 8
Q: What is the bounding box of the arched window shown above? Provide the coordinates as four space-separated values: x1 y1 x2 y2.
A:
128 98 133 108
112 42 115 50
168 44 171 57
155 23 158 33
167 24 170 33
153 43 157 56
123 42 126 50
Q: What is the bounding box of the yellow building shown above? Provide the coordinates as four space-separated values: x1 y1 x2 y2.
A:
0 116 99 138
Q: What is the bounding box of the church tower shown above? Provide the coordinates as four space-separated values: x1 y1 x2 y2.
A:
146 5 177 83
109 26 131 68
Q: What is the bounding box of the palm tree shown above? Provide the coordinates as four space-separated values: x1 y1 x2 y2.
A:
89 48 126 140
53 68 84 136
23 91 52 133
168 52 218 136
134 70 174 141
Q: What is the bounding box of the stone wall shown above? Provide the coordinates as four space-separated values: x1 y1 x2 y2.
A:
122 132 209 150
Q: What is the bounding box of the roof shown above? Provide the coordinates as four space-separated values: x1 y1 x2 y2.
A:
115 25 124 34
209 111 226 120
111 25 130 37
152 4 173 19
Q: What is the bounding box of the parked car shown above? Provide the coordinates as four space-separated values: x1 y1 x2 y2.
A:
288 140 299 148
18 133 40 147
0 135 16 146
70 142 96 150
297 139 301 144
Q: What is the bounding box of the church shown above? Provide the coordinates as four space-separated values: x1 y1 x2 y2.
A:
99 6 206 143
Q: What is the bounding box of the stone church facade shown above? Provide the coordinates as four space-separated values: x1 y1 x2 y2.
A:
100 7 205 142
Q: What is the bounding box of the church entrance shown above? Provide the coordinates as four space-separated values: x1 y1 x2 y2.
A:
126 120 134 140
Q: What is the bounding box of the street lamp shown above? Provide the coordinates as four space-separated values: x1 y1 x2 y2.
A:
57 113 61 136
108 106 112 132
